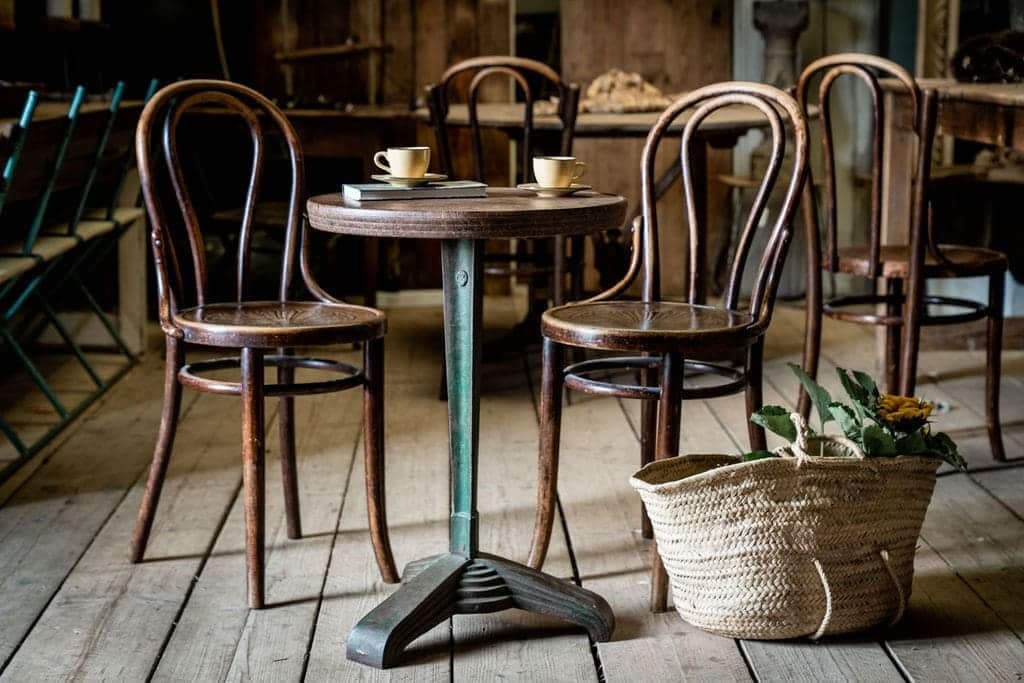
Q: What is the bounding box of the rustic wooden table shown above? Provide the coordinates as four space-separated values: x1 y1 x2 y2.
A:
884 79 1024 240
307 187 626 669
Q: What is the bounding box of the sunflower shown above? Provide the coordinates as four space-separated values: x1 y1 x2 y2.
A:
877 394 933 431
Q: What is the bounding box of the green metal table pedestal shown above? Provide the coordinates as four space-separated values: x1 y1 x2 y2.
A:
346 239 614 669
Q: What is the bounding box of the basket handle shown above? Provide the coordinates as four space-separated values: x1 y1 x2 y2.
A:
810 549 907 639
786 413 867 462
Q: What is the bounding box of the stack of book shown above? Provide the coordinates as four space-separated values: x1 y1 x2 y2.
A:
343 180 487 201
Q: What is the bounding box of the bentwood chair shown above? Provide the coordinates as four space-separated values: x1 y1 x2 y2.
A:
796 54 1007 461
527 82 809 612
133 80 398 608
426 56 584 317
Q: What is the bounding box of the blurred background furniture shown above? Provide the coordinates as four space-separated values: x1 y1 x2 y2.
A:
0 81 145 476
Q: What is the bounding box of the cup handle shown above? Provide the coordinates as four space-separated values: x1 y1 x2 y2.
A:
373 151 391 173
572 161 587 182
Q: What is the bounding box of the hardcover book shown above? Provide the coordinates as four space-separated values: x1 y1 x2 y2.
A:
342 181 487 201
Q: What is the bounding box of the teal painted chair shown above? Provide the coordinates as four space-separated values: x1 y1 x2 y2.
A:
0 82 149 474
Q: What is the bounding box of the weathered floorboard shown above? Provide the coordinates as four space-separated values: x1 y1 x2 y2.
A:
152 378 362 681
0 352 201 670
0 392 248 680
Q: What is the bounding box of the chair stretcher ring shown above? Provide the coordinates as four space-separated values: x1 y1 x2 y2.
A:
562 356 747 400
179 354 364 396
824 293 988 327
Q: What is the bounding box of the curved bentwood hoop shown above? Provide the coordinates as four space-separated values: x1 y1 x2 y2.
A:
528 82 809 612
133 80 398 610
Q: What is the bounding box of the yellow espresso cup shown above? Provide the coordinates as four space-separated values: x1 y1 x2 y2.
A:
373 146 431 178
533 156 586 188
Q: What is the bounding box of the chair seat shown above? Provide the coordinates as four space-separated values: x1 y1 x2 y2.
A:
173 300 386 348
46 220 117 242
542 301 761 353
0 256 39 285
837 244 1006 279
9 235 78 263
83 207 146 226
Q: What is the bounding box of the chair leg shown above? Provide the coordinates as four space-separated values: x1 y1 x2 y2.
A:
552 237 566 306
277 349 301 540
986 271 1006 461
131 336 184 563
241 347 266 609
745 338 767 452
528 337 564 570
651 351 683 613
799 182 824 420
799 268 823 419
639 361 658 539
900 268 926 398
884 278 903 394
364 336 399 582
570 236 584 302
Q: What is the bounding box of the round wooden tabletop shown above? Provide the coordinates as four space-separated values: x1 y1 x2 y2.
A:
306 187 627 239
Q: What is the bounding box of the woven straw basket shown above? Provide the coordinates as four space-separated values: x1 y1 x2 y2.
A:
629 414 939 640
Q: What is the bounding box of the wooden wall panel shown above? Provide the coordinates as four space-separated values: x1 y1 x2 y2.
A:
560 0 732 296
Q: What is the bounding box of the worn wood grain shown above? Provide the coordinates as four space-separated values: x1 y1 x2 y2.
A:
532 366 752 681
307 188 627 240
917 473 1024 639
152 368 363 681
0 392 248 680
886 541 1024 680
453 298 596 681
0 353 201 669
0 298 1022 680
304 309 451 681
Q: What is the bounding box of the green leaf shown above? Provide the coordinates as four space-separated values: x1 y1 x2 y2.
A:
829 402 861 441
741 450 778 462
852 370 879 401
837 368 873 421
926 431 966 470
751 405 797 442
787 363 833 432
895 430 928 454
863 424 898 456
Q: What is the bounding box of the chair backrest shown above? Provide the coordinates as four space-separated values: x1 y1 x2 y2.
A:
795 53 934 278
607 82 807 328
99 78 160 219
136 80 307 325
67 81 125 234
23 86 86 254
426 56 580 182
0 90 39 217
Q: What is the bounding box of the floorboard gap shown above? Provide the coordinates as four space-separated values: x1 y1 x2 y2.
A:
299 430 360 682
146 477 244 681
0 386 204 676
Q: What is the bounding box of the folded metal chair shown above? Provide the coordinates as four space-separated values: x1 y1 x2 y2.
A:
0 83 146 473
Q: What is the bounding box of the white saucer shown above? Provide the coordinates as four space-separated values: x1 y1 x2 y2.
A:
517 182 592 198
372 173 448 187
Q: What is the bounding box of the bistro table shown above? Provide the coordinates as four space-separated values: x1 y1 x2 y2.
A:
307 187 627 669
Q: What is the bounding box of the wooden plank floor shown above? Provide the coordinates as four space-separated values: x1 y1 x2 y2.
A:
1 299 1023 681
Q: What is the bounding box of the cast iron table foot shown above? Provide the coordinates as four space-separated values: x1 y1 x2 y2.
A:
346 552 615 669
